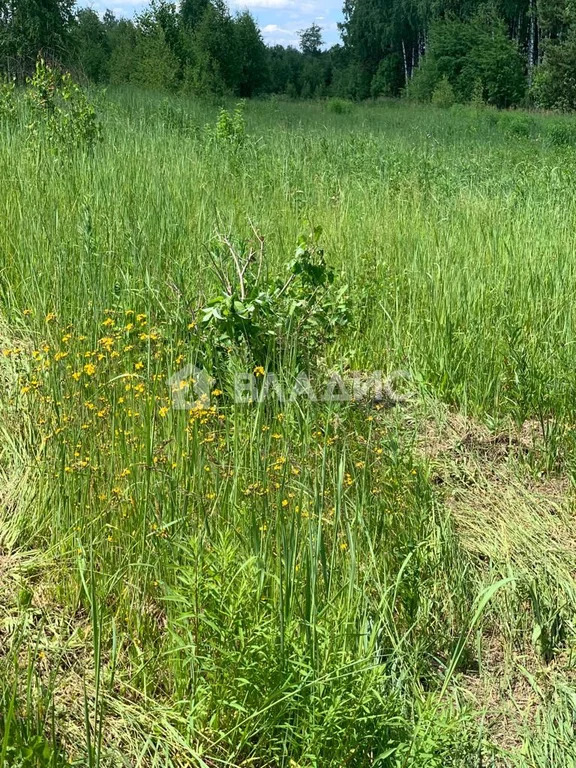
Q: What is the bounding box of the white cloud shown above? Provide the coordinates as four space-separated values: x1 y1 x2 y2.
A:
81 0 145 11
232 0 317 13
261 23 294 33
266 37 297 45
231 0 295 8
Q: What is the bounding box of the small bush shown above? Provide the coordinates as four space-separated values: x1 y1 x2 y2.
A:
432 77 456 109
500 113 536 139
470 78 485 108
198 225 351 372
326 98 353 115
0 77 17 123
207 100 246 149
25 59 102 152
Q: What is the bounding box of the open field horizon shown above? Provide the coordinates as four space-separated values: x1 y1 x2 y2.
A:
3 87 576 767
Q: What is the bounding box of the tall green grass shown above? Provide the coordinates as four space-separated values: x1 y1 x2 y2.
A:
2 90 576 766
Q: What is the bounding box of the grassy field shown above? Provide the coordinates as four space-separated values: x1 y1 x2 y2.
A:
3 89 576 767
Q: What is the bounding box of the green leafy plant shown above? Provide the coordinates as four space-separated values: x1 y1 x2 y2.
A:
326 98 353 115
432 77 456 109
469 78 484 108
199 224 350 371
25 59 102 152
0 77 17 123
207 100 247 149
500 112 536 139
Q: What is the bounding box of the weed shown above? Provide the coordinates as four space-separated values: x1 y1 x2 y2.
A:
25 59 102 152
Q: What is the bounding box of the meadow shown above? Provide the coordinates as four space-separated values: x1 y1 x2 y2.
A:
2 84 576 766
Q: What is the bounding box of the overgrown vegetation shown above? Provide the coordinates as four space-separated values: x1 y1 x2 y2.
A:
25 59 101 151
3 80 576 766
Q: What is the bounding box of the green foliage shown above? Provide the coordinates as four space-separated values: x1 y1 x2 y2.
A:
0 669 69 768
0 736 65 768
469 78 484 108
405 62 438 103
392 705 481 768
130 8 180 91
208 100 246 147
340 0 409 95
499 113 536 139
186 1 237 96
4 0 576 107
106 18 139 86
299 23 323 56
183 52 227 97
199 226 350 370
25 59 102 151
410 12 526 109
326 97 353 114
331 61 372 100
0 0 74 62
432 76 455 109
0 76 16 122
180 0 210 29
234 11 268 97
371 54 403 98
546 119 576 146
71 8 110 84
6 90 576 767
1 733 67 768
531 34 576 111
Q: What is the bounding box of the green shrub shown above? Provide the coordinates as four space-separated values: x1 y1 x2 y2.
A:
500 113 536 139
370 55 404 98
326 98 353 114
432 77 456 109
0 77 17 123
530 35 576 111
25 59 102 152
207 100 246 148
198 225 351 371
405 58 439 102
470 78 485 108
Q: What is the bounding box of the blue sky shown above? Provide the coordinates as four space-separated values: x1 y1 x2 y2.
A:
78 0 344 48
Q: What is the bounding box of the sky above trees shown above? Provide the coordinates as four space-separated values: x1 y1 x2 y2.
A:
77 0 343 47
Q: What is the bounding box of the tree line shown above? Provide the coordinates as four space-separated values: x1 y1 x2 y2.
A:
2 0 576 109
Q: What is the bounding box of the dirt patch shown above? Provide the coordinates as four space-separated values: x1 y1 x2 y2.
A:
411 406 576 759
